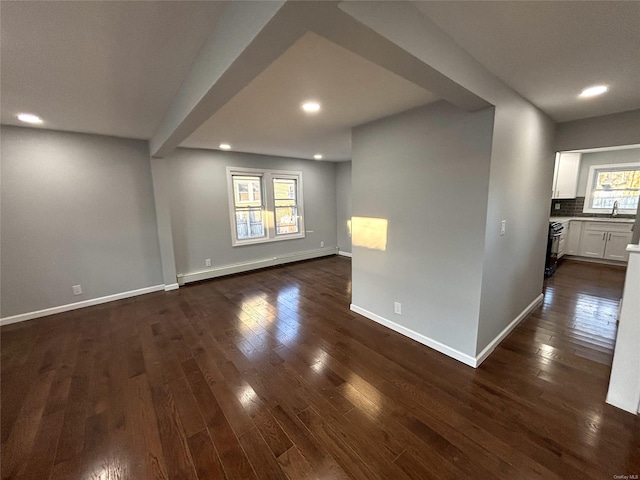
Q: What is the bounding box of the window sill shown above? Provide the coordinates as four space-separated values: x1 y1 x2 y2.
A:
582 208 638 215
232 233 306 247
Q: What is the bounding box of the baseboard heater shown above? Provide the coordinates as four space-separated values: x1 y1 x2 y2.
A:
177 247 339 285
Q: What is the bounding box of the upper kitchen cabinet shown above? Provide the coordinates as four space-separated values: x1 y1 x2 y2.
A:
552 152 581 199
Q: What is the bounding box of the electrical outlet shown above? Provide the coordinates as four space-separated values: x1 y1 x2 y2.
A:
205 258 212 267
72 285 82 295
320 241 325 248
394 302 402 315
500 220 506 236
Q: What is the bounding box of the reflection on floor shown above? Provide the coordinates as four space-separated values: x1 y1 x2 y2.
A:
538 259 625 364
1 256 639 480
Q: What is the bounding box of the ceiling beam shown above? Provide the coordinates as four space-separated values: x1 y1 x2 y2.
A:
150 0 493 158
336 1 518 109
308 2 490 113
150 1 307 158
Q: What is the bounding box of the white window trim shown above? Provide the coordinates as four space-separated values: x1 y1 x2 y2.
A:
583 162 640 215
226 166 305 247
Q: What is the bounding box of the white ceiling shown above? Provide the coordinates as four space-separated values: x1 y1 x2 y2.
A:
180 31 437 161
2 1 639 160
414 1 640 122
0 1 226 139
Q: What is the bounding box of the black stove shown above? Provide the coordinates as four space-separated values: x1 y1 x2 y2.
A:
545 221 564 277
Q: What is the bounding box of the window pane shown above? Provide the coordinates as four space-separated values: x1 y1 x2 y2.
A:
233 176 262 206
595 169 640 190
592 190 639 210
235 208 265 239
273 178 296 200
591 168 640 210
275 206 299 235
273 178 298 235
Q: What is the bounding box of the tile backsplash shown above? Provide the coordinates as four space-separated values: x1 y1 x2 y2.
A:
550 197 635 219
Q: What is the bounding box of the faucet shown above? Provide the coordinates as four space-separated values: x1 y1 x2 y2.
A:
611 200 619 217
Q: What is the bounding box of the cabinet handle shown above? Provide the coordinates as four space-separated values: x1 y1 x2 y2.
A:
608 233 612 241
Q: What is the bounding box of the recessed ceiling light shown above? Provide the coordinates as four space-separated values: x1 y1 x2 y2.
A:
219 143 231 150
579 85 608 98
313 154 323 160
17 113 43 124
302 101 321 113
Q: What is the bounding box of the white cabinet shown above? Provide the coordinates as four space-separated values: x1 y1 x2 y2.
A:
566 221 582 255
552 152 581 199
578 230 607 258
556 221 569 258
577 222 633 262
604 232 634 261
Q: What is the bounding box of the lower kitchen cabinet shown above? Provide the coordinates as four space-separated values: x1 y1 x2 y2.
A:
577 222 633 262
557 221 569 258
578 230 607 258
566 221 582 255
604 232 634 261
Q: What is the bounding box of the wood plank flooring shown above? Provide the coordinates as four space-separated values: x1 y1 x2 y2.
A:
2 256 639 479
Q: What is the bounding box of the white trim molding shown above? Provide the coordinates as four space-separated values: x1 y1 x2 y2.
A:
338 251 352 258
606 244 640 415
164 283 180 291
563 255 627 266
350 293 544 368
0 284 166 326
583 161 640 215
177 247 338 285
226 166 305 247
474 293 544 367
349 304 477 367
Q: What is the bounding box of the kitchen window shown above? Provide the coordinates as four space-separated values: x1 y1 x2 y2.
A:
227 167 305 246
583 162 640 215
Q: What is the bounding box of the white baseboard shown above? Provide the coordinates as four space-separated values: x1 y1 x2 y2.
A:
338 251 352 258
0 284 166 326
349 304 477 367
177 247 339 285
164 283 180 291
606 392 640 415
563 255 626 266
350 292 544 368
474 293 544 367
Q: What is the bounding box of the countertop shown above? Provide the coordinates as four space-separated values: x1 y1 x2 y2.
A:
550 216 636 224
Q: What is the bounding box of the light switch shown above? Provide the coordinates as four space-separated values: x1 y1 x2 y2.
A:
500 220 506 236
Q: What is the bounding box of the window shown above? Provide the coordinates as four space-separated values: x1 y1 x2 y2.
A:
273 178 299 235
583 162 640 215
232 175 266 241
227 167 304 246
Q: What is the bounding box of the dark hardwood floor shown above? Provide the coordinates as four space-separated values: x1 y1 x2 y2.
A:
2 256 639 479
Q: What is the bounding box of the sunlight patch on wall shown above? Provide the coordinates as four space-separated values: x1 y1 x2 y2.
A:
351 217 388 251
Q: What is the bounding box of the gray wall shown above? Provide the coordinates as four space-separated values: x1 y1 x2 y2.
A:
150 156 179 286
166 147 337 276
337 1 557 358
576 148 640 197
335 161 352 254
1 126 163 318
351 102 494 357
555 109 640 152
476 100 556 354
